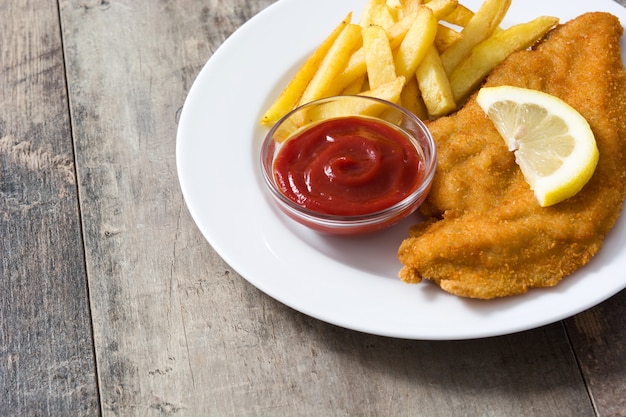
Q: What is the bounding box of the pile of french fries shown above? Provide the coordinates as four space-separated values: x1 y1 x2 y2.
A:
260 0 558 126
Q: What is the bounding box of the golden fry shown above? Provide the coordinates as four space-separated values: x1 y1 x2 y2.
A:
394 0 423 20
450 15 559 102
363 25 397 88
386 10 420 49
385 0 404 9
341 74 367 95
298 24 362 106
262 0 558 128
260 13 352 125
359 75 405 103
307 76 406 121
440 0 512 74
324 48 367 97
360 0 387 26
434 24 463 52
327 14 413 96
369 4 398 29
393 6 438 80
424 0 459 19
440 4 474 26
416 46 457 117
400 77 429 120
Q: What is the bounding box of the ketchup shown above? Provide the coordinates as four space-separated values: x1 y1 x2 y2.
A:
273 116 424 216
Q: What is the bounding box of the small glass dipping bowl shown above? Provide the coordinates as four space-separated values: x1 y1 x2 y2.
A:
260 95 437 235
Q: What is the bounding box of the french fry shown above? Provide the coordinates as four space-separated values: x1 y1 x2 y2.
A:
363 25 397 88
434 24 463 52
441 4 475 26
298 24 363 107
385 0 404 10
440 0 512 75
260 13 352 125
323 48 367 97
393 0 422 20
360 0 387 26
393 6 438 81
359 75 405 103
416 46 457 117
262 0 559 126
400 77 429 120
326 14 415 97
424 0 460 19
327 13 417 95
369 4 398 29
450 15 559 103
272 116 302 143
386 10 421 49
307 76 406 121
341 74 367 95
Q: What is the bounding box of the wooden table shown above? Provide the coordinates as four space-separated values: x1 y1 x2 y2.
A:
1 1 625 415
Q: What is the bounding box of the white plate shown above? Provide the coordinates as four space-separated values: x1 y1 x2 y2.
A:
177 0 626 340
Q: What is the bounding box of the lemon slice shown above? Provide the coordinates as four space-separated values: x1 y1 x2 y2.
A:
476 86 599 207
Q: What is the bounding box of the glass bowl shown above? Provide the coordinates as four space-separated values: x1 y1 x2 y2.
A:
260 95 437 235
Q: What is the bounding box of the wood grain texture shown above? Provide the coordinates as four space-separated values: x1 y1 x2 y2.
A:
58 1 625 416
1 0 623 415
58 0 276 414
565 290 626 417
0 1 99 416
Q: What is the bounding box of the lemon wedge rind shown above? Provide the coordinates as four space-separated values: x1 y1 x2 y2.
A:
476 85 599 207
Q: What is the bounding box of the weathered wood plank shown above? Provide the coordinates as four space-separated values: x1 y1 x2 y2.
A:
565 289 626 417
58 0 276 414
0 1 100 416
58 0 621 416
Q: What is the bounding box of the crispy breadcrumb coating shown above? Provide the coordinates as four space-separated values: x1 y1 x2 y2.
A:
398 12 626 299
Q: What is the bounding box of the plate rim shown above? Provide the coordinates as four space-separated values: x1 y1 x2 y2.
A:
176 0 626 340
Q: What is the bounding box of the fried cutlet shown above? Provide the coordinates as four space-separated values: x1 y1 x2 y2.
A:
397 12 626 299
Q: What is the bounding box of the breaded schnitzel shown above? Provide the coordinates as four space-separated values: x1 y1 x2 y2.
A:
398 12 626 299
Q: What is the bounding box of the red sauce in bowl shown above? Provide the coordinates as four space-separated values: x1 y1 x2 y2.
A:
273 116 424 216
